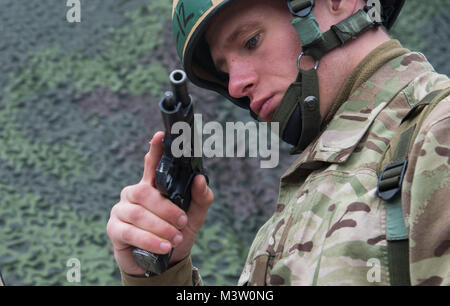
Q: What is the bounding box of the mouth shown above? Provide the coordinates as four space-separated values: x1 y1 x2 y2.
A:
250 95 275 120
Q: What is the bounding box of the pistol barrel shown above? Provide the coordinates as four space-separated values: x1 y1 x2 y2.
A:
170 70 190 107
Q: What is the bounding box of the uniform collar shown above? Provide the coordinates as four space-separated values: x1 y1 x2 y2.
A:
282 42 432 180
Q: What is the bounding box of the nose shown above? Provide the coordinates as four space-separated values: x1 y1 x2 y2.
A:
227 59 257 99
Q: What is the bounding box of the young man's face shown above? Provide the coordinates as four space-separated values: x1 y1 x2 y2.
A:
205 0 302 122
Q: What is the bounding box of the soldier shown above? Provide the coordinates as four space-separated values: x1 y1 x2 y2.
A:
107 0 450 285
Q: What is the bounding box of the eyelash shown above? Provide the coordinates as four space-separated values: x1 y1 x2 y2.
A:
244 34 260 50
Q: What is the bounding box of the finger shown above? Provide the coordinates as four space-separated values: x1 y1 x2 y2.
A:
122 183 188 230
108 216 173 254
186 174 214 231
140 131 165 186
114 202 184 247
112 246 146 276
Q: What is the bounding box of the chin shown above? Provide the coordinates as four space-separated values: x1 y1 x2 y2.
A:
262 102 278 122
260 111 274 123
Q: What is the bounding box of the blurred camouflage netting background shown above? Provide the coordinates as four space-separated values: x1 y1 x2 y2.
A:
0 0 448 285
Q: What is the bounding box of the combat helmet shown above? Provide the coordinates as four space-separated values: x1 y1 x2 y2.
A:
171 0 406 153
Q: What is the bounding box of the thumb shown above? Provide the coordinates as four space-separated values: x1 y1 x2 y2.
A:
140 131 165 186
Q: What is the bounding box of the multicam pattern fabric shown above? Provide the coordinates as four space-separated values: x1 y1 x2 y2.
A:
238 52 450 286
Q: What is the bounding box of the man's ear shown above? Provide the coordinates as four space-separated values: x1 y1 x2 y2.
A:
314 0 363 33
331 0 341 11
327 0 361 17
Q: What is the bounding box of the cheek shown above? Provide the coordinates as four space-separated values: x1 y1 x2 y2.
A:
266 32 301 80
267 48 300 87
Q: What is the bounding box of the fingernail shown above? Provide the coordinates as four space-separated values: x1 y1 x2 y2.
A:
172 234 183 246
160 241 171 253
177 215 187 228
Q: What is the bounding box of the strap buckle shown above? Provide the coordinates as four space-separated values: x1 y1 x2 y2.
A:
286 0 315 18
377 160 408 201
297 51 319 70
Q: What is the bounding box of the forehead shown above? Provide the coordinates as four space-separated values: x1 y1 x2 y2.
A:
205 0 286 47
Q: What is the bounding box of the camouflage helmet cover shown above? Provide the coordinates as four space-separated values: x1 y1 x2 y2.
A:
171 0 405 108
171 0 244 107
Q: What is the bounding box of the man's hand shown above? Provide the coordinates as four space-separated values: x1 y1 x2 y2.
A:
106 131 214 276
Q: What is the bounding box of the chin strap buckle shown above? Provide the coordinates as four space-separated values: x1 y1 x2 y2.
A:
286 0 315 18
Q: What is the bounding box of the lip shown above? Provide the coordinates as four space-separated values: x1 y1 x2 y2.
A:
250 95 274 119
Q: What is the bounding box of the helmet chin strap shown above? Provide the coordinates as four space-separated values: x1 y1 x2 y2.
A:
249 59 321 155
272 54 321 154
266 0 381 154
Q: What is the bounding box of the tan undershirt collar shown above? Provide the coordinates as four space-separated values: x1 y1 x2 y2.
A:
322 39 410 127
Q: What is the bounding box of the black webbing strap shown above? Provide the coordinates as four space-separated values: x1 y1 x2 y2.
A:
287 0 378 61
377 87 450 286
304 10 377 60
291 68 321 154
388 240 411 286
378 88 450 201
377 125 414 201
377 113 414 286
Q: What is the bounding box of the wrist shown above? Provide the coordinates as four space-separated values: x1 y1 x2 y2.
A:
120 255 194 286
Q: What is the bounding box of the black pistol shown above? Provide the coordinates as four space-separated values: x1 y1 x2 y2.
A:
132 69 207 277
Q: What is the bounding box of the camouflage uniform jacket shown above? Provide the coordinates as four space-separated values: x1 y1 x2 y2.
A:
120 41 449 287
238 42 450 286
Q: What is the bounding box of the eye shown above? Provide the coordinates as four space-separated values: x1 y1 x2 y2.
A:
244 34 260 50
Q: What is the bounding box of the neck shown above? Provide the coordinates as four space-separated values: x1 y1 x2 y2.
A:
317 27 391 119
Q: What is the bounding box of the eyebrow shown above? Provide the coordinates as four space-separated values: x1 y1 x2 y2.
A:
212 21 261 73
226 21 260 45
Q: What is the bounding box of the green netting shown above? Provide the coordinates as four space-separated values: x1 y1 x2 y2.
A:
0 0 448 285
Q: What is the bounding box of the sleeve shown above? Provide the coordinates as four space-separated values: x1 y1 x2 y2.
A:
120 256 203 286
404 99 450 286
